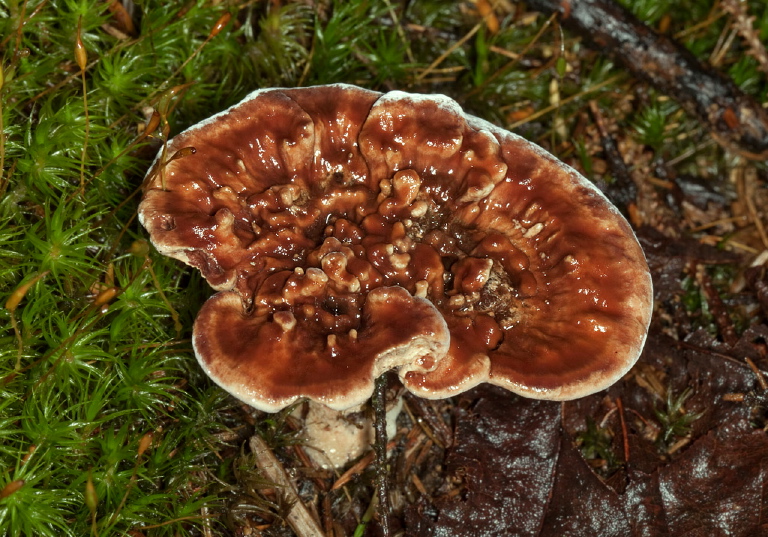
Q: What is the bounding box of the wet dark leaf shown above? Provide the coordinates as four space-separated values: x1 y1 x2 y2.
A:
540 434 631 536
405 386 560 536
656 424 768 536
405 328 768 536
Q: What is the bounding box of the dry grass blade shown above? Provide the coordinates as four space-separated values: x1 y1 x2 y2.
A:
721 0 768 75
250 435 325 537
415 23 482 83
331 451 375 491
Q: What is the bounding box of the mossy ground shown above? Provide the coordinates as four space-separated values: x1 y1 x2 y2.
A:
1 1 767 535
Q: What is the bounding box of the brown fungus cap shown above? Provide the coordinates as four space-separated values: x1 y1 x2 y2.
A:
139 84 652 411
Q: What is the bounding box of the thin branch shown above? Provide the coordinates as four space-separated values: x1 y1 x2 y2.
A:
372 374 392 537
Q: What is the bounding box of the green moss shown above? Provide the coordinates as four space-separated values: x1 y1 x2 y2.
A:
575 417 621 477
654 388 704 452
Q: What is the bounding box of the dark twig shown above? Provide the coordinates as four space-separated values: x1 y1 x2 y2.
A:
526 0 768 159
588 100 637 214
372 374 392 536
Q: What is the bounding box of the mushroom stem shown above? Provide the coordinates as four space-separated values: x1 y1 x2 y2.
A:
301 402 372 468
372 373 392 536
300 393 405 469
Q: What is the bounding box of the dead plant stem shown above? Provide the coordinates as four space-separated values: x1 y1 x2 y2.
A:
372 374 391 536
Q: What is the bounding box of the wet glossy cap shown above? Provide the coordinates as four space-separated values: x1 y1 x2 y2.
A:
139 84 652 410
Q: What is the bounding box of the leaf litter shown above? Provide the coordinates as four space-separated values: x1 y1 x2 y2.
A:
221 2 768 535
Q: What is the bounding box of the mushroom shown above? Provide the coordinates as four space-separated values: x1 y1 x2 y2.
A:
139 84 652 466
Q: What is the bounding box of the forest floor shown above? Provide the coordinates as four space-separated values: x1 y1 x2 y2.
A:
1 1 767 536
